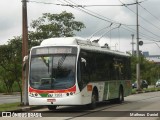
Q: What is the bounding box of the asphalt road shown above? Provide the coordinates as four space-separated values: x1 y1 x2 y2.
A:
0 93 20 104
0 85 155 104
3 91 158 120
1 91 160 120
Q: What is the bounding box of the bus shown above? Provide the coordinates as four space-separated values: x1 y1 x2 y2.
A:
28 37 131 110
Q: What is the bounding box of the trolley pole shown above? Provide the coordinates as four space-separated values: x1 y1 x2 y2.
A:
136 0 141 91
22 0 29 105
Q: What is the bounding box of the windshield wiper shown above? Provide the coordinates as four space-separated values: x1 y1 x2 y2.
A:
57 55 66 69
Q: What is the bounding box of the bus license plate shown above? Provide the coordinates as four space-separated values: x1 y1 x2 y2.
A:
47 99 56 102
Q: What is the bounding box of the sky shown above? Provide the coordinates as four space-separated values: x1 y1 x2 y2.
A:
0 0 160 55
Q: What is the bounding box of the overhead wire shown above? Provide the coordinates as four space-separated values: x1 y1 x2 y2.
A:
63 0 120 25
65 0 160 42
119 0 160 45
62 0 140 42
29 0 160 43
119 0 160 32
139 25 160 38
132 0 160 24
63 0 137 26
139 4 160 23
29 0 136 26
89 23 113 40
98 24 121 40
62 0 125 41
29 0 138 7
121 25 160 42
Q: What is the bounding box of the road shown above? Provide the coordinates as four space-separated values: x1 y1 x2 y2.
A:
1 91 160 120
0 93 20 104
0 85 154 104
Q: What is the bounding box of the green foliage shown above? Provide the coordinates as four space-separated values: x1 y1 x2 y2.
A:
0 11 85 93
0 102 20 112
29 11 85 43
131 55 160 85
0 37 22 93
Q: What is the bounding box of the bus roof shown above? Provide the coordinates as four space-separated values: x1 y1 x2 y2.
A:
40 37 130 57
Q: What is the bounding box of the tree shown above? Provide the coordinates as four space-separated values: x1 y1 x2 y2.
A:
29 11 85 44
0 37 22 93
0 11 85 94
131 55 160 85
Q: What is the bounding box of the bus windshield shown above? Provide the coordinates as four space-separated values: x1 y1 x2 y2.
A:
29 55 76 90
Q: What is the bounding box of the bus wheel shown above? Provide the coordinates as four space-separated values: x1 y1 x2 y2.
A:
88 90 97 109
118 87 124 103
47 105 57 111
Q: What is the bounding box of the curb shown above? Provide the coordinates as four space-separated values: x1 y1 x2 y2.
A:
131 89 160 95
16 105 46 112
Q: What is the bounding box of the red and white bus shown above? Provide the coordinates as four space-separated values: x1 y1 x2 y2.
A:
28 37 131 110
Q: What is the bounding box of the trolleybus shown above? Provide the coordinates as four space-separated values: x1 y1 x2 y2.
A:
28 37 131 110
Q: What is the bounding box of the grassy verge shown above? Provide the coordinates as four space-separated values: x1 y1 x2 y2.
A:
131 87 160 94
0 102 21 112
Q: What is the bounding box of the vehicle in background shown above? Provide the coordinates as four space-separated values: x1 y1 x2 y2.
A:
156 80 160 87
132 80 148 89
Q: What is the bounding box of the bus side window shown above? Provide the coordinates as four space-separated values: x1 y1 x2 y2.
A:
77 57 85 90
81 58 87 72
77 57 89 91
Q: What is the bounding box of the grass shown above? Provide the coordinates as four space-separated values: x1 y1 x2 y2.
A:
131 86 160 94
0 102 21 112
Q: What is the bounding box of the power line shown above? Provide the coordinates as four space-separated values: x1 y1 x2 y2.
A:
98 24 121 40
29 0 160 43
63 0 122 25
139 25 160 38
89 23 113 40
139 4 160 24
29 0 115 23
132 0 160 23
143 41 160 49
119 0 160 32
77 2 138 7
122 25 160 42
29 0 138 7
29 0 136 26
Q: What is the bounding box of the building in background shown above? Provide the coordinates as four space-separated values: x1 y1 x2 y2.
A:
143 51 160 65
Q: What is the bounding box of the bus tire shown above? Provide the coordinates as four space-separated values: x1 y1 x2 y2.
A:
47 105 57 111
88 89 98 109
117 86 124 103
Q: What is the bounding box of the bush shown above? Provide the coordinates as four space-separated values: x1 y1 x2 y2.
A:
0 80 21 93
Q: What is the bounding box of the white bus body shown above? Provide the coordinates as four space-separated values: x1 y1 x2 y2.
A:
28 37 131 109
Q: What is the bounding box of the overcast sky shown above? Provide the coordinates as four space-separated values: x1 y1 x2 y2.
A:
0 0 160 55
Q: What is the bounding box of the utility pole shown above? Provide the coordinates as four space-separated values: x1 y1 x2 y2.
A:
136 0 141 91
22 0 29 105
131 34 135 55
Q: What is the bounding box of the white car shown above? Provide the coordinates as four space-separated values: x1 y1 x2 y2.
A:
156 80 160 87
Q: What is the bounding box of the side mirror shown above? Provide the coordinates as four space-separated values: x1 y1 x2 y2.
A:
81 58 87 72
81 58 86 66
23 55 28 71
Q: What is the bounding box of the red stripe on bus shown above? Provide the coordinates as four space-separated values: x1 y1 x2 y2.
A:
29 85 76 94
